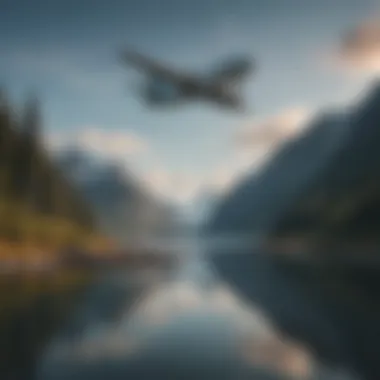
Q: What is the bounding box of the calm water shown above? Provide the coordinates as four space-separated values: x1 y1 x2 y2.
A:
0 237 358 380
0 271 93 379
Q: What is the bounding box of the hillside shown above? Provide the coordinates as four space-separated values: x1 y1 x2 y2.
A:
207 81 380 242
271 81 380 247
206 81 380 379
0 90 107 258
206 110 349 235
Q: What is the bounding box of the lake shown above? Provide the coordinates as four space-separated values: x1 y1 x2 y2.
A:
0 238 358 380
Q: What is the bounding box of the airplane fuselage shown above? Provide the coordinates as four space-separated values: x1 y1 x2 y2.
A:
145 77 241 109
121 49 252 110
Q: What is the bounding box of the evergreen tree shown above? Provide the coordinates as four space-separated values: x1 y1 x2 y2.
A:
0 89 101 250
20 94 42 211
0 89 13 197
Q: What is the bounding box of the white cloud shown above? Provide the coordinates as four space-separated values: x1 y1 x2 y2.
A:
236 107 312 150
141 168 203 205
133 281 206 328
45 127 148 160
198 107 312 196
141 168 173 197
208 166 237 193
171 173 204 204
44 107 311 206
333 17 380 76
205 148 265 195
141 164 243 207
240 334 313 379
47 128 205 205
206 161 255 195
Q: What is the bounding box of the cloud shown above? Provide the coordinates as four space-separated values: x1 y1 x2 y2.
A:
334 17 380 76
236 107 311 151
45 127 148 160
141 169 203 204
47 128 205 205
55 107 310 204
141 168 173 197
142 164 243 206
44 106 311 207
171 173 203 203
240 335 313 379
203 107 312 196
132 281 206 328
207 166 238 194
205 146 272 196
46 127 201 204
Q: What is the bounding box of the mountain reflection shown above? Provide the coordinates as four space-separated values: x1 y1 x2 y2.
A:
30 237 354 380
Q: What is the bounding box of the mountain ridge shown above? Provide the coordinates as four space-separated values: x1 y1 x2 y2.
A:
56 148 176 245
206 109 350 235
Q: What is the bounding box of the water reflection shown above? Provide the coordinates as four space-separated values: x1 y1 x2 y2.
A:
1 236 360 379
0 271 91 379
39 280 305 379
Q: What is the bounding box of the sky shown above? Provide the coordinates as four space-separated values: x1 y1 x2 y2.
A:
1 0 380 205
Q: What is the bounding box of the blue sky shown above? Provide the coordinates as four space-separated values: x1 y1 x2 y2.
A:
1 0 379 202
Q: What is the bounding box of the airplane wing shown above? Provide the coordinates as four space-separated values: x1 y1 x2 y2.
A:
120 49 195 83
211 57 255 85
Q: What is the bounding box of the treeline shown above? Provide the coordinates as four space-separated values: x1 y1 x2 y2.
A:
0 90 104 254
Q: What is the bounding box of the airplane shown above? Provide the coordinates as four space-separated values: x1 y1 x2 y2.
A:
119 48 255 110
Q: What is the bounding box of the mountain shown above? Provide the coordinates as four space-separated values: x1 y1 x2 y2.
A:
206 110 350 235
207 80 380 242
207 81 380 379
271 81 380 245
0 92 99 252
56 149 175 245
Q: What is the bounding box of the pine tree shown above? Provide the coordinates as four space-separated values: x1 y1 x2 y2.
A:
22 94 41 211
0 89 16 198
0 89 101 249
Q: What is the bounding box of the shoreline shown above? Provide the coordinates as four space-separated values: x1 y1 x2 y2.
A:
0 246 177 275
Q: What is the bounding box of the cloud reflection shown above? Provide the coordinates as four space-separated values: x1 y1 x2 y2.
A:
38 261 351 379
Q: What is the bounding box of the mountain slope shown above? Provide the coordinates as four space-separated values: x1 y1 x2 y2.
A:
0 92 99 252
272 81 380 244
56 149 175 245
207 81 380 380
206 110 349 235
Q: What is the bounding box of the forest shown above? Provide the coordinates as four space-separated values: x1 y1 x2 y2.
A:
0 89 109 260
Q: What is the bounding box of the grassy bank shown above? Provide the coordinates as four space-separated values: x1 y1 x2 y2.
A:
0 199 113 267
